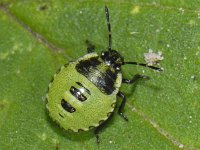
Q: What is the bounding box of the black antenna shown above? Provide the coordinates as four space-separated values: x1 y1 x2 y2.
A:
105 6 112 51
124 62 163 71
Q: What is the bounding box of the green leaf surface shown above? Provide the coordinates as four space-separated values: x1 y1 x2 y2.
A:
0 1 200 150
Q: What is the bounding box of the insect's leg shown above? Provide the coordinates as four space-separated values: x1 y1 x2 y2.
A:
117 91 128 121
94 113 113 143
122 74 150 84
86 40 95 53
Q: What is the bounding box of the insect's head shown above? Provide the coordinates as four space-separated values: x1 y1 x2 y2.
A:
101 50 124 70
102 6 125 71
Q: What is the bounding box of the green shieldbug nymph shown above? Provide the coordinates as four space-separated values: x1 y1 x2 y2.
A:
46 6 162 143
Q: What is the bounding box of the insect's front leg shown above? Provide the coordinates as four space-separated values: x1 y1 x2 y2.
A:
122 74 149 84
86 40 95 53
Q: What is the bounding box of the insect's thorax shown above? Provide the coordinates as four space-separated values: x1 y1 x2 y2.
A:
75 54 121 95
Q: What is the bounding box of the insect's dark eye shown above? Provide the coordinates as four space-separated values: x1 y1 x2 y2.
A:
70 86 87 102
61 99 76 113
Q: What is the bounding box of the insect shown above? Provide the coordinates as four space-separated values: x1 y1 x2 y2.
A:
46 6 162 143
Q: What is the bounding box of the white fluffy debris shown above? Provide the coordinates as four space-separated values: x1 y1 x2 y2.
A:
144 49 163 66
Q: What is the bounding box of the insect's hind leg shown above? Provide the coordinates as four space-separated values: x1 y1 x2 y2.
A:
86 40 95 53
94 113 113 143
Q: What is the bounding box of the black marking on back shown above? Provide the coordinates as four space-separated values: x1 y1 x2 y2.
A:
76 56 117 95
76 56 101 75
99 120 105 125
70 86 87 102
78 129 84 132
61 99 76 113
59 113 64 118
97 69 117 95
89 126 95 129
56 67 62 74
111 102 116 108
107 112 112 117
76 82 91 95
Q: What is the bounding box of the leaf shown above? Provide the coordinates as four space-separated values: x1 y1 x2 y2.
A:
0 0 200 149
